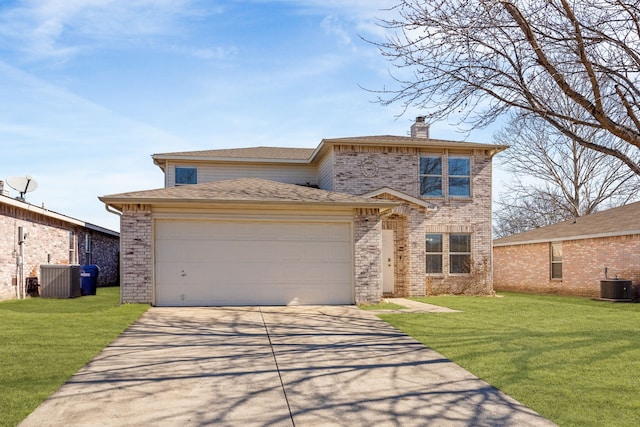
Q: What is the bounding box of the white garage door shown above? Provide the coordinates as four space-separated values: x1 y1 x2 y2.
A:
154 220 353 306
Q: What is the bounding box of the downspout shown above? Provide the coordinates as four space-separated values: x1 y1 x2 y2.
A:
104 204 123 304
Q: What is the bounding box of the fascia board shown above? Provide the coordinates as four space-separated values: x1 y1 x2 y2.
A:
493 229 640 247
99 197 398 211
151 155 311 164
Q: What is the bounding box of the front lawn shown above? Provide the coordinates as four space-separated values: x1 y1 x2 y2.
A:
379 293 640 427
0 287 148 427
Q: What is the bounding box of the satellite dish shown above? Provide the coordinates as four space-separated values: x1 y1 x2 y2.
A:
6 176 38 201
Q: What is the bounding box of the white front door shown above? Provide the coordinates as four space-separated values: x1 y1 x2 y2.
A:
382 230 395 293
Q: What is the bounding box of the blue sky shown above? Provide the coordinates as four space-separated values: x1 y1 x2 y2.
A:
0 0 503 231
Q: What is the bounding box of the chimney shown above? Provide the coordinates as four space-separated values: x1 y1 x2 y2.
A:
410 116 429 139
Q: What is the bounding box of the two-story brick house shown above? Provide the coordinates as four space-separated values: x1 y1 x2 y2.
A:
100 118 506 306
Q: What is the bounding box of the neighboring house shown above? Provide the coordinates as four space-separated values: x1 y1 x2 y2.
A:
100 118 507 306
493 202 640 298
0 181 120 301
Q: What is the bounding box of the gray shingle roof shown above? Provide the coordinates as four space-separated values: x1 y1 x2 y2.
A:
153 146 315 160
100 178 397 209
493 201 640 246
152 137 508 163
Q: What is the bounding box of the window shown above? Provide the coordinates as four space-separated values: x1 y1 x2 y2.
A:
85 234 92 265
449 233 471 274
175 167 197 185
551 242 563 279
426 234 443 274
420 156 442 197
420 155 471 198
448 156 471 197
69 231 77 264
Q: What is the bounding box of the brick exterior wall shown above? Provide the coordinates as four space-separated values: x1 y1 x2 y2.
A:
76 230 120 286
116 141 498 305
1 199 119 301
494 235 640 297
120 205 153 303
354 208 382 304
333 145 495 296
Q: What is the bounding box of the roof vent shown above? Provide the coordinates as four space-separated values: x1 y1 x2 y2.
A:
410 116 429 139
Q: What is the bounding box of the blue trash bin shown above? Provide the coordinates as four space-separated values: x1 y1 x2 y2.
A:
80 265 100 296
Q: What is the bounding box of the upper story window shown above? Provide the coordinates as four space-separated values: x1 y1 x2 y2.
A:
420 155 471 198
448 156 471 197
419 156 443 197
551 242 562 279
175 167 197 185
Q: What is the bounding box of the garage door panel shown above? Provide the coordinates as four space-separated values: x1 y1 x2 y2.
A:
155 220 353 306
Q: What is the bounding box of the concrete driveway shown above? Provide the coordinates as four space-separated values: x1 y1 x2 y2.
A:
20 306 555 427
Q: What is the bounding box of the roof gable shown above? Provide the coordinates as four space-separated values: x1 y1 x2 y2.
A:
494 201 640 246
362 187 438 211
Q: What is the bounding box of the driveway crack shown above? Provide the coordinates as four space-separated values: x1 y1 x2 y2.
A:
259 308 295 427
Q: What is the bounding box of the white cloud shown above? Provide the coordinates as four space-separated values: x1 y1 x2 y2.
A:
0 60 193 230
0 0 224 61
320 15 352 46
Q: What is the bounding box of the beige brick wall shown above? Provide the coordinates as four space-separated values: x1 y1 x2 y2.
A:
333 146 495 296
120 205 153 303
354 208 382 304
76 230 120 286
494 235 640 297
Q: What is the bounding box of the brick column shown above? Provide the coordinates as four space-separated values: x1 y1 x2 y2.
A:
120 205 152 304
354 208 382 304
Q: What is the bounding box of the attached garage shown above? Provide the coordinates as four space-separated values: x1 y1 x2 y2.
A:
154 219 353 306
100 178 396 306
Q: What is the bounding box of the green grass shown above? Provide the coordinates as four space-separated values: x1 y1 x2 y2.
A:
358 301 408 310
378 293 640 427
0 287 148 427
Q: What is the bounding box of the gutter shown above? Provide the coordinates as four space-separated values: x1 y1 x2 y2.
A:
99 197 398 212
493 229 640 247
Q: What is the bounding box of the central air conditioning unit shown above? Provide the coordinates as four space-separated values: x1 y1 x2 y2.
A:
40 265 81 298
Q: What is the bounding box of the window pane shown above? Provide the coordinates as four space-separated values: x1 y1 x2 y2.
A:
450 234 471 253
427 254 443 274
448 157 470 176
450 254 471 273
551 244 562 261
426 234 442 252
420 156 442 175
551 263 563 279
449 177 470 197
175 167 197 185
420 177 442 197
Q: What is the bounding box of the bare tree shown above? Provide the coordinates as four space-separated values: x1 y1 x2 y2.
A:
374 0 640 175
493 112 640 237
493 190 572 238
